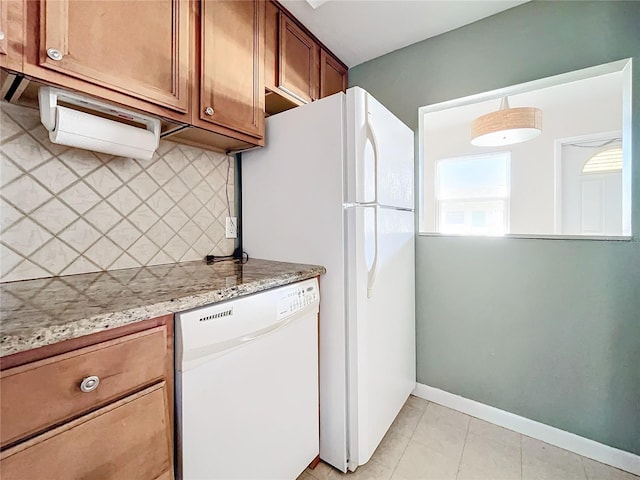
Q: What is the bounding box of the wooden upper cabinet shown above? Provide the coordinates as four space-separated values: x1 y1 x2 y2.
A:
278 11 319 104
320 49 347 98
197 0 264 141
32 0 190 113
0 0 24 71
264 2 347 115
264 0 279 92
0 0 8 57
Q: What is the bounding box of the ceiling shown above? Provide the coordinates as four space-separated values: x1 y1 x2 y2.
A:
279 0 528 68
423 71 623 131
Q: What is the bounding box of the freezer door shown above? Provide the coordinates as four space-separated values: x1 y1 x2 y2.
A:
346 88 414 209
345 205 416 469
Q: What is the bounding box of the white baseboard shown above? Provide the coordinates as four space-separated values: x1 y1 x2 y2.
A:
413 383 640 476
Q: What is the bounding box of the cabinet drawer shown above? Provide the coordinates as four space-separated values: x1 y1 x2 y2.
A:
0 326 167 448
0 383 173 480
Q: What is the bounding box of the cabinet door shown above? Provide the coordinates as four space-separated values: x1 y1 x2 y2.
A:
278 12 319 104
0 383 173 480
0 0 23 71
38 0 189 112
0 0 8 58
264 0 279 92
320 49 348 98
198 0 264 140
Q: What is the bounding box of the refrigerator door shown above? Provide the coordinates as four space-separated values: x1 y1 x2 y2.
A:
345 205 416 470
346 87 414 209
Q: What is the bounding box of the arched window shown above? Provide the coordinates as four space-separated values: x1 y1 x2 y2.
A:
582 147 623 174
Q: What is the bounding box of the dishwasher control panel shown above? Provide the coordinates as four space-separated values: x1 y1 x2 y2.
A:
277 281 319 320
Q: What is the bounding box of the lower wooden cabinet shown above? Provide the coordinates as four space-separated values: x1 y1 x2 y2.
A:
0 327 168 448
0 383 173 480
0 315 174 480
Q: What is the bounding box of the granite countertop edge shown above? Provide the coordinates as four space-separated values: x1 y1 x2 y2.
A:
1 265 325 358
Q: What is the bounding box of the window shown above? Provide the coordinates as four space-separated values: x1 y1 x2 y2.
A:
582 147 623 174
418 58 632 238
436 152 510 235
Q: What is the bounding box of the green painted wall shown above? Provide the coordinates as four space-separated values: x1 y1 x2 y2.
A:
349 1 640 454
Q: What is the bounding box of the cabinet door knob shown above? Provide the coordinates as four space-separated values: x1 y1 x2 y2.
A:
46 48 64 61
0 31 5 41
79 375 100 393
204 106 214 116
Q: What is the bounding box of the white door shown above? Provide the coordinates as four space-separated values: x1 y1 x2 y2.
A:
561 142 622 235
345 205 415 470
346 88 414 209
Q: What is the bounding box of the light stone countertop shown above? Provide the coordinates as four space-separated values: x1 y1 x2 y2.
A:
0 258 326 358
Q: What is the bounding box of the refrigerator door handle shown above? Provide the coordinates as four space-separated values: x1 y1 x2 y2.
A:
366 204 379 298
365 96 380 205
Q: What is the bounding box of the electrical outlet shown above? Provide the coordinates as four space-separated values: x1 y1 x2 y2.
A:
225 217 238 239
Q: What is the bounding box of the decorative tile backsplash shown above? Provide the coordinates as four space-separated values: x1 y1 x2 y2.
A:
0 102 235 283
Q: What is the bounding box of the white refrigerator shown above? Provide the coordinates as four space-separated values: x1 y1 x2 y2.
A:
242 87 415 472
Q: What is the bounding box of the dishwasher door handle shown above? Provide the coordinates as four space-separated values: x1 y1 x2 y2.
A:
179 306 318 372
239 315 292 342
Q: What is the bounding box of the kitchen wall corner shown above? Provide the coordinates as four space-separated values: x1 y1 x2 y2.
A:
0 101 235 283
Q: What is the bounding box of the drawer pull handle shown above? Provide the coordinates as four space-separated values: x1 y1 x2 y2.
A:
80 375 100 393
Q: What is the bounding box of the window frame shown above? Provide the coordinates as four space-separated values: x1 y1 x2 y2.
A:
434 151 511 236
417 58 633 240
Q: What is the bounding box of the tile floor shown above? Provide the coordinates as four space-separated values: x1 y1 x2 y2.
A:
298 395 639 480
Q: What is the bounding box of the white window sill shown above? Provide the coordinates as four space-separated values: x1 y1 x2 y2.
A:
418 232 634 242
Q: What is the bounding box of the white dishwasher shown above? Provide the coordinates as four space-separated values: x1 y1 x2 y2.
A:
175 278 320 480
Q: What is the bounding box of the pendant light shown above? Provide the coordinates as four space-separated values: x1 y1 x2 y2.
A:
471 97 542 147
